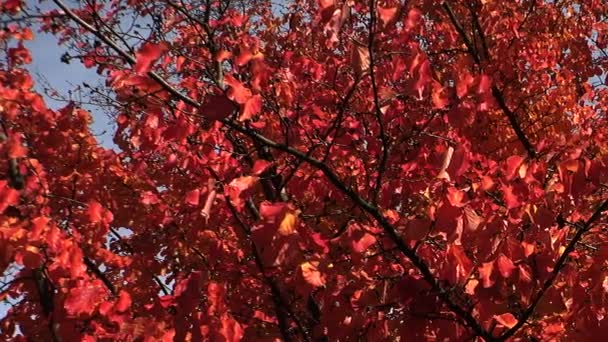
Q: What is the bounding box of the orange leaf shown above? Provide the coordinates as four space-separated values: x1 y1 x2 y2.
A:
351 42 370 76
494 313 518 329
479 262 494 288
278 211 298 236
300 261 325 287
497 254 516 278
431 81 449 109
447 187 464 207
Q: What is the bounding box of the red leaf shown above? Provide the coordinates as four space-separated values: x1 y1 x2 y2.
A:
413 60 431 99
450 244 473 277
479 262 495 288
406 218 431 241
0 181 20 213
378 6 399 27
115 290 131 313
87 201 103 223
203 94 235 121
431 81 448 109
224 75 252 104
351 231 376 254
260 201 288 220
240 94 262 121
185 189 200 206
219 313 244 342
457 72 475 98
318 0 336 23
477 74 492 94
505 155 524 181
497 254 516 278
6 134 26 158
227 176 258 209
30 216 49 239
134 42 169 73
447 187 464 207
405 8 422 31
503 185 521 209
140 191 160 205
252 160 271 175
207 282 226 316
65 281 106 316
494 313 518 329
69 246 87 279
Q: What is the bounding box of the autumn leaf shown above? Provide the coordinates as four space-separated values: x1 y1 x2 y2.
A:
378 6 399 27
203 94 235 121
87 201 103 223
479 262 495 288
6 134 27 158
463 207 481 231
405 8 422 31
431 81 448 109
240 94 262 121
502 185 521 209
447 187 465 207
252 160 271 175
134 42 169 73
64 281 106 316
299 261 325 287
115 290 132 313
227 176 258 209
4 1 608 339
278 211 298 236
494 313 518 329
224 74 252 104
505 155 524 181
219 313 244 342
185 189 200 206
497 254 516 278
351 231 376 254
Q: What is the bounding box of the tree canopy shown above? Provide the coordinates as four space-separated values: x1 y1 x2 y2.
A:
1 0 608 340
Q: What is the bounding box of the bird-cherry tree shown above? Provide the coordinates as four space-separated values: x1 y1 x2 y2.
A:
1 0 608 340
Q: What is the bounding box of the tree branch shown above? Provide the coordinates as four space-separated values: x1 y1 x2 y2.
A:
498 199 608 340
53 1 492 338
442 1 536 158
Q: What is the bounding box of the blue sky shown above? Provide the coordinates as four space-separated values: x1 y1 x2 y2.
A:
26 30 115 147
